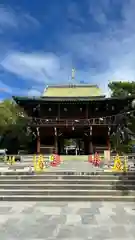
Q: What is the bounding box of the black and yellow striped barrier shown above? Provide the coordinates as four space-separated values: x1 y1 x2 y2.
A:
4 156 15 165
33 155 49 172
104 154 128 172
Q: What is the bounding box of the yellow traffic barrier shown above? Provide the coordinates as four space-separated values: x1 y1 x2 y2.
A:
33 155 40 172
33 155 47 172
104 154 129 173
112 154 128 172
5 156 15 165
111 154 122 172
37 155 45 172
49 154 54 162
122 157 128 172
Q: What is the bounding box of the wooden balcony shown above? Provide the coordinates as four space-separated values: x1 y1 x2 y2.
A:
27 116 116 127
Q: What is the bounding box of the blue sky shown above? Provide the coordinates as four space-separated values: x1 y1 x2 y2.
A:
0 0 135 99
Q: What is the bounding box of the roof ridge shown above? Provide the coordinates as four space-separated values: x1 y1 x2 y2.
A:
45 84 99 88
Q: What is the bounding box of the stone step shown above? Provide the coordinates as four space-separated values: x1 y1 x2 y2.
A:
0 179 133 184
0 195 135 201
0 167 101 172
0 171 134 175
0 189 134 196
0 183 134 190
0 174 122 180
0 174 134 181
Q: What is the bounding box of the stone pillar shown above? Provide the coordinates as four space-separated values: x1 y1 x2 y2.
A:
107 138 110 150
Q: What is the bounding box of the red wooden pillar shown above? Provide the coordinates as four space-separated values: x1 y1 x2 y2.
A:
89 126 93 154
54 127 58 154
36 137 40 154
89 141 93 154
107 126 111 151
54 137 58 154
36 127 40 154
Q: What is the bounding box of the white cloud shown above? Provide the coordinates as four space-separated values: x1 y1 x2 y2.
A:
64 0 135 92
27 89 41 96
0 6 17 29
1 0 135 96
0 52 72 84
0 81 40 98
0 5 40 32
88 1 108 25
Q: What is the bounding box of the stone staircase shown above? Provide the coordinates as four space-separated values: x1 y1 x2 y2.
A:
0 155 135 201
0 170 135 201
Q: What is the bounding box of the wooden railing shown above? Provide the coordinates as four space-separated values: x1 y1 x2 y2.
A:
27 116 116 126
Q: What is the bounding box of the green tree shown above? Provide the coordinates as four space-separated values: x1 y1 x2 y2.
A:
108 81 135 97
108 81 135 153
0 99 33 154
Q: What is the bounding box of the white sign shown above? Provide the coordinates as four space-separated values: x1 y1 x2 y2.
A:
104 150 110 164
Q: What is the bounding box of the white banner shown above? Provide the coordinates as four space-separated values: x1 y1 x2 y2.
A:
104 150 110 165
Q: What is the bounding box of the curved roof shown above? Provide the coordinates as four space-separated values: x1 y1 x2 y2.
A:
42 84 105 98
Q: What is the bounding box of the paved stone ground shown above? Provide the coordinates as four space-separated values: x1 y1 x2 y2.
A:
0 160 102 173
0 156 134 173
48 160 102 172
0 201 135 239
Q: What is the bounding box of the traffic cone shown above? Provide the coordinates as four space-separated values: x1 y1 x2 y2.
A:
55 154 60 166
93 154 96 166
88 155 93 163
50 154 60 167
94 152 100 167
97 154 101 167
50 154 56 167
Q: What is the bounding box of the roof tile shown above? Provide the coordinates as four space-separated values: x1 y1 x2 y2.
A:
43 85 103 97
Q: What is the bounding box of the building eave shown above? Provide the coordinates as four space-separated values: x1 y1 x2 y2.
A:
13 95 106 103
13 94 135 103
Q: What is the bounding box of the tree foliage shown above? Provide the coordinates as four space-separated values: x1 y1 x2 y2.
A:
0 100 24 132
0 99 34 154
108 81 135 97
108 81 135 153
